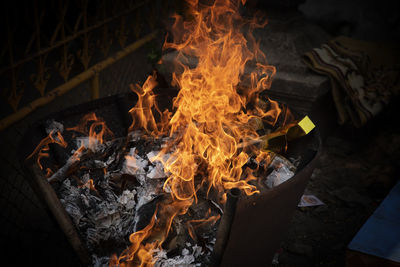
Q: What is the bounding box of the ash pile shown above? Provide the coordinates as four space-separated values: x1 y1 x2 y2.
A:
45 122 222 266
36 115 305 267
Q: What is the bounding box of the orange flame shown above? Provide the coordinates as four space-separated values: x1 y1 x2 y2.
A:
26 130 67 170
117 0 292 265
187 214 221 241
111 214 158 267
128 71 172 136
66 112 113 151
160 0 279 201
45 168 54 178
79 178 97 192
112 198 192 266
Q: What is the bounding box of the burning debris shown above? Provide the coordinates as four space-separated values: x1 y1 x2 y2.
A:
26 0 317 266
28 113 310 266
31 123 224 265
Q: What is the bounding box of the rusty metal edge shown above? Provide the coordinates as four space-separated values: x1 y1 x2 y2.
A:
220 131 322 267
25 163 91 265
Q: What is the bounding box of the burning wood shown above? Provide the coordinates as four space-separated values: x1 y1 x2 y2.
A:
26 0 317 266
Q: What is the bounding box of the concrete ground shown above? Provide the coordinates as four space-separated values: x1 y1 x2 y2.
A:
277 103 400 266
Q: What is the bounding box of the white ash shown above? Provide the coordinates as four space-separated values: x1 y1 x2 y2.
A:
146 151 171 163
146 151 172 179
128 130 142 141
146 151 168 179
58 177 137 249
265 155 297 188
118 190 136 210
121 148 170 231
134 181 158 211
122 148 149 177
132 179 163 232
146 151 158 162
63 201 84 225
205 238 216 255
106 151 117 166
92 254 110 267
59 180 83 225
94 160 107 168
154 243 204 267
51 132 219 267
81 173 90 184
45 120 64 134
147 163 166 179
75 137 106 152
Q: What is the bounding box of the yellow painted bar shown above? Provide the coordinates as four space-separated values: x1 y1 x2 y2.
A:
90 72 100 100
297 116 315 135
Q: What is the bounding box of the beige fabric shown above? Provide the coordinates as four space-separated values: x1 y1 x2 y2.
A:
303 36 400 127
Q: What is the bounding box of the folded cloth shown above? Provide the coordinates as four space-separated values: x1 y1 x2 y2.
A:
303 36 400 127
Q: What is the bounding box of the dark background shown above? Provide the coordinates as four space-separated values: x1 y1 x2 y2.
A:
0 0 399 266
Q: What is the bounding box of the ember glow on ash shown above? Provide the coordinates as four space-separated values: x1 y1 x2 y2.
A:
27 0 297 266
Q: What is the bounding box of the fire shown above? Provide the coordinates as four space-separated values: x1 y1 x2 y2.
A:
110 211 158 267
112 198 193 266
187 214 221 242
116 0 289 265
160 0 281 200
45 168 54 178
27 0 293 265
67 112 113 151
27 112 114 178
128 72 171 136
27 130 67 170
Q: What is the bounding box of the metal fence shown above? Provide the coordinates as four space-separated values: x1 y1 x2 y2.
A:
0 0 181 130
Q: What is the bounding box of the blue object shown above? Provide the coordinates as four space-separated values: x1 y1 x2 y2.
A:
348 181 400 263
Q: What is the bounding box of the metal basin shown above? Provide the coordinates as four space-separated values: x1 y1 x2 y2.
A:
19 91 321 266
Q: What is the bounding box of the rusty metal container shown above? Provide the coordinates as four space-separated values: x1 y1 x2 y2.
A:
19 91 320 266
